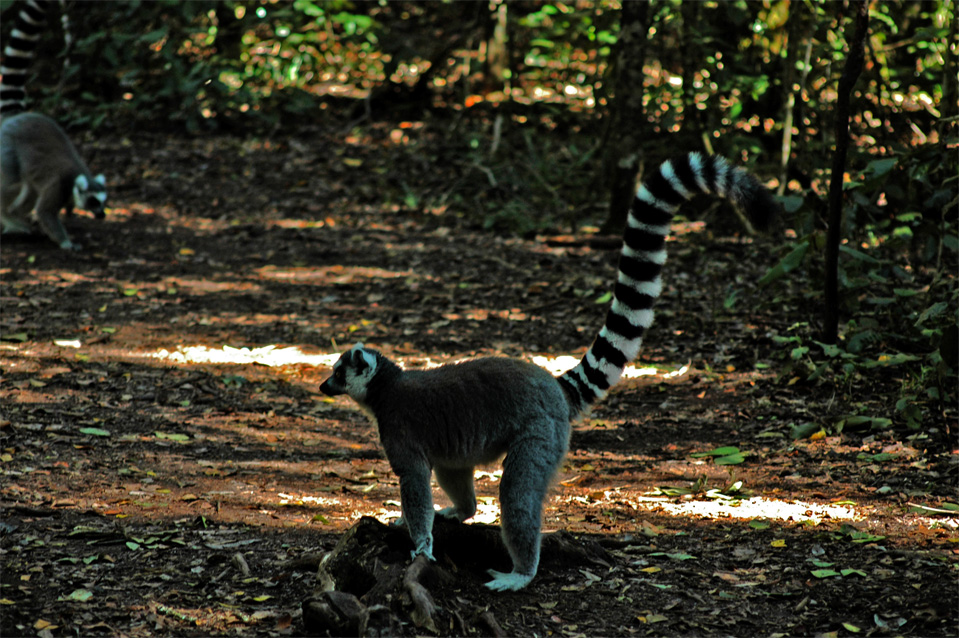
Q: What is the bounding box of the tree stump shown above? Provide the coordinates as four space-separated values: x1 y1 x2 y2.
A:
301 516 610 636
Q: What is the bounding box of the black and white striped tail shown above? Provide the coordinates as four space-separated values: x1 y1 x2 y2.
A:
558 152 778 416
0 0 54 115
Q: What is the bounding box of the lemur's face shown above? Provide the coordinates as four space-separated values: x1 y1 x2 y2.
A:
319 344 377 402
73 174 108 219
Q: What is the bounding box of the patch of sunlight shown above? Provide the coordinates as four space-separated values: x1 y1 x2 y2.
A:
278 493 342 507
367 501 501 527
632 495 861 524
531 354 662 379
151 345 339 367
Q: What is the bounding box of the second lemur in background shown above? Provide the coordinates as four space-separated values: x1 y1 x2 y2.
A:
0 0 107 250
321 151 780 592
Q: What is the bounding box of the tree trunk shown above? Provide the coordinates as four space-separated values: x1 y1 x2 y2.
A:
599 1 651 234
823 1 869 344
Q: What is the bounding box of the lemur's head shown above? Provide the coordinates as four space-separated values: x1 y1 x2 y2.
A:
320 343 378 402
73 173 108 219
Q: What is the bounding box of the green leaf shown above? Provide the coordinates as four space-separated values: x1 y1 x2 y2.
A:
714 453 746 465
841 568 867 577
155 432 190 442
915 301 949 326
864 157 897 177
749 519 771 530
1 332 28 342
126 541 140 551
811 569 840 578
842 622 861 633
723 289 739 310
778 195 804 213
690 446 740 458
59 589 94 602
667 552 696 560
595 291 613 304
759 241 809 286
839 244 881 264
840 526 885 543
814 341 844 358
79 427 111 437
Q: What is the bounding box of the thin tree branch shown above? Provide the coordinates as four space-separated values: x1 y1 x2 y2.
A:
823 1 869 344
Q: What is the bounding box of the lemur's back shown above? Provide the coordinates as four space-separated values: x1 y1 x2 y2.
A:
375 358 571 467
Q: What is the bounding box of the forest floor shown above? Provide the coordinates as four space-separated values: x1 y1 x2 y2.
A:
1 119 956 638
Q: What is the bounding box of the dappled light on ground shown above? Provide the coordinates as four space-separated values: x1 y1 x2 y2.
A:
148 345 676 380
630 494 860 524
151 345 339 367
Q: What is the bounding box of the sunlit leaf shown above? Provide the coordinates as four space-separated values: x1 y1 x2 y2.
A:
155 432 190 442
60 588 94 601
79 427 111 437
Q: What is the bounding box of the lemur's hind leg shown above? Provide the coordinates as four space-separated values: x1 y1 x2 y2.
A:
486 433 564 591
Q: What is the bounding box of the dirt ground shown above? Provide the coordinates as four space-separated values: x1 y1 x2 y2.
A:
1 119 956 637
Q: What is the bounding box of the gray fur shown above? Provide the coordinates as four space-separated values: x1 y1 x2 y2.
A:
320 343 570 591
0 112 107 250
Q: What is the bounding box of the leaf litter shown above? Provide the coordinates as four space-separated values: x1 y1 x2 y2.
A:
1 123 956 636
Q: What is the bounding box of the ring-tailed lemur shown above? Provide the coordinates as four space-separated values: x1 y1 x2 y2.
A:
320 152 779 591
0 0 107 251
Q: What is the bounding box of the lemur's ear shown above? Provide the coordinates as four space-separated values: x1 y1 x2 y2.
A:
349 344 376 374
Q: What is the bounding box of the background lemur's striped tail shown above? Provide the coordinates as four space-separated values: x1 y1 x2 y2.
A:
1 0 54 115
557 152 779 417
